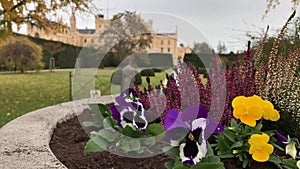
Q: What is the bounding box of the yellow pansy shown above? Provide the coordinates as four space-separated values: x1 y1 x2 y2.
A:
261 100 280 121
248 133 274 162
232 96 263 127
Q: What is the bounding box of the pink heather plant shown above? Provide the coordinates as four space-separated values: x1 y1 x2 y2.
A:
134 45 257 126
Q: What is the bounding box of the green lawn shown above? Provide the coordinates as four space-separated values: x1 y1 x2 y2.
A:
0 71 70 128
0 69 167 128
0 69 205 128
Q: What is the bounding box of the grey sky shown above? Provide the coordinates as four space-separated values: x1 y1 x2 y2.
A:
73 0 298 52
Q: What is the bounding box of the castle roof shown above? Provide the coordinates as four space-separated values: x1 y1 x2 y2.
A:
77 29 96 34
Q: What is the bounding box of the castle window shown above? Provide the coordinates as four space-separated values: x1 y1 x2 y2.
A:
168 40 171 45
35 32 40 38
161 40 164 45
167 48 170 52
65 30 68 34
84 39 87 43
161 48 163 53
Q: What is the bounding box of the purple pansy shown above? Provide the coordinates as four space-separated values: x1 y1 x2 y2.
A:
110 89 148 131
164 104 224 165
275 131 288 148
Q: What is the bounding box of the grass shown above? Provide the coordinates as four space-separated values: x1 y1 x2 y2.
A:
0 68 206 128
0 69 168 128
0 71 70 128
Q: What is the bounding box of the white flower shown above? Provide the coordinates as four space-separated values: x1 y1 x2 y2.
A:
286 142 297 159
297 160 300 169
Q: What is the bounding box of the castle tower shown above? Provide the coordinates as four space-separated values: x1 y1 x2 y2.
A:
95 14 110 32
70 10 76 32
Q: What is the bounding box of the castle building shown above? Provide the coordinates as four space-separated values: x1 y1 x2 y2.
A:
27 13 191 64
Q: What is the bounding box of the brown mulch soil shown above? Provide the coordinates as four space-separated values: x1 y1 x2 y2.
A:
49 109 171 169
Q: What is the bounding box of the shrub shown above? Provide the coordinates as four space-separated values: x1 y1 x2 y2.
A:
152 68 162 73
111 69 142 85
134 72 142 85
140 68 155 76
183 53 207 68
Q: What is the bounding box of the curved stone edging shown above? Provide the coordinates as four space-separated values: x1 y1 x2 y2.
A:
0 95 116 169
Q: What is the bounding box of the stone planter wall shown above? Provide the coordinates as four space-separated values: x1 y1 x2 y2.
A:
0 95 116 169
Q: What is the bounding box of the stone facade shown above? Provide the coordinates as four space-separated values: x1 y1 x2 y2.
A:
27 13 191 63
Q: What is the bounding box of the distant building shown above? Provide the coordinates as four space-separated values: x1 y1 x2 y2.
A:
27 12 191 65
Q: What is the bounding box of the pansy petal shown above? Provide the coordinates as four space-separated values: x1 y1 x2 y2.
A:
181 104 208 122
164 108 184 130
232 96 247 108
247 106 263 120
233 104 246 119
205 116 224 135
252 150 271 162
179 140 205 165
166 127 189 144
115 96 127 106
275 131 288 147
109 105 121 121
262 144 274 154
133 115 148 130
249 133 270 146
240 115 257 127
191 118 207 132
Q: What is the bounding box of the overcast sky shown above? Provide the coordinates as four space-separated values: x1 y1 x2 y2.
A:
18 0 299 52
72 0 298 52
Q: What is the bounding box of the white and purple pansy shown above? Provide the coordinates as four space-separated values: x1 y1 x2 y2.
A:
110 90 148 131
164 104 224 165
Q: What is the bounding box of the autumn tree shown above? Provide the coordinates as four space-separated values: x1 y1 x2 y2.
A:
264 0 299 17
0 36 44 73
0 0 94 38
99 11 153 66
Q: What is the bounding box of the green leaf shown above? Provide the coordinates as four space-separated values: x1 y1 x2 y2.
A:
84 139 105 153
121 125 143 137
202 156 221 163
85 135 108 152
253 122 263 131
217 136 231 152
242 159 249 168
103 117 117 128
230 118 238 128
230 141 243 149
98 103 112 117
82 121 102 128
97 129 119 142
120 141 130 153
146 124 165 136
283 159 297 169
163 146 180 160
271 142 285 152
128 139 141 151
191 162 225 169
173 158 189 169
223 129 236 142
206 143 215 157
142 137 156 146
218 151 234 158
164 161 174 169
268 155 282 169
